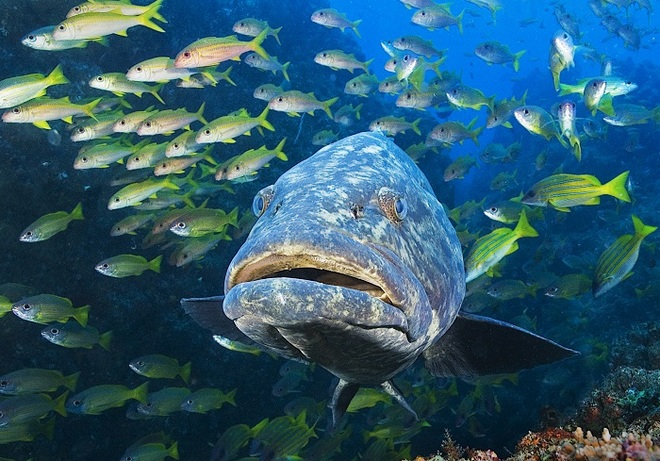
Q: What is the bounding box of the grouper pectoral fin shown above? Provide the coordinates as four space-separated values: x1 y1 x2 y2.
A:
423 313 578 379
331 380 418 429
180 296 255 344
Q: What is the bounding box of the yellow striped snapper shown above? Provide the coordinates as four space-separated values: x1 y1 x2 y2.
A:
0 64 69 109
232 18 282 44
314 50 373 73
19 202 84 242
165 130 204 157
244 53 291 81
522 171 631 212
53 1 165 40
89 73 165 104
12 293 89 326
66 383 149 415
1 96 100 130
196 106 274 144
268 91 338 118
556 100 581 161
253 83 284 102
392 35 444 58
137 102 207 136
175 67 235 88
411 4 465 34
215 138 287 182
593 215 656 297
41 322 113 350
0 369 79 396
126 56 214 83
67 0 167 22
310 8 362 37
108 177 179 209
74 140 148 169
170 208 239 238
344 73 379 97
70 111 124 141
120 440 179 460
174 29 269 68
0 393 68 427
110 213 155 237
487 279 537 300
21 26 108 51
369 116 421 136
95 254 162 277
112 106 156 132
126 142 168 170
465 210 538 282
154 147 215 176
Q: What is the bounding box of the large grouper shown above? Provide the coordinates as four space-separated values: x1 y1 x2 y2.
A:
182 131 576 425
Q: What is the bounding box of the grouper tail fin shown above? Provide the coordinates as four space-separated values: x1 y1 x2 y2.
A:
423 313 577 379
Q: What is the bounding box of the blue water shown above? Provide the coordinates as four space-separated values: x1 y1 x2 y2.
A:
0 0 658 460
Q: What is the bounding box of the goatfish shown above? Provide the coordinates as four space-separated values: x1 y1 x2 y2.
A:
310 8 362 37
174 29 269 68
66 383 149 415
344 73 379 97
522 171 631 212
232 18 282 44
196 106 274 144
89 73 165 104
53 1 165 40
428 118 483 146
253 83 284 102
465 209 539 282
215 138 287 182
95 254 162 277
593 215 657 297
66 0 168 22
74 140 148 169
19 202 84 242
0 64 69 109
126 56 215 83
21 26 108 51
2 97 101 130
268 91 338 118
129 354 192 383
392 35 444 58
113 106 157 132
41 322 113 350
11 294 90 326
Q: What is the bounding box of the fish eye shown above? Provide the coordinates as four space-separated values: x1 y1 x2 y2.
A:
204 129 211 135
145 122 151 127
137 361 144 366
133 157 140 162
239 22 245 27
73 6 81 11
77 128 85 133
0 380 7 387
186 399 193 405
96 76 104 81
277 97 283 102
527 190 536 198
252 186 274 217
563 33 569 39
405 93 412 99
319 11 324 15
378 187 407 223
523 109 530 115
173 143 180 148
58 25 66 30
73 400 82 407
421 11 426 16
439 128 445 133
28 35 35 41
25 231 32 236
403 55 410 62
113 198 120 203
136 67 142 72
119 120 126 125
490 207 497 212
549 287 558 293
22 304 31 310
322 53 327 57
12 108 20 114
234 165 240 171
183 52 191 58
102 263 109 268
51 328 59 334
493 116 498 121
177 222 186 229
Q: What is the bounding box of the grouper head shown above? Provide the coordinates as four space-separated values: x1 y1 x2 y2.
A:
223 132 465 385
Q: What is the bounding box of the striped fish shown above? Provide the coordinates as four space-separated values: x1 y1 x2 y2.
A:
522 171 631 212
465 209 539 282
593 215 657 297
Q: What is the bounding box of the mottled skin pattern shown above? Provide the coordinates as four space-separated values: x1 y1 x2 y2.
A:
223 132 465 385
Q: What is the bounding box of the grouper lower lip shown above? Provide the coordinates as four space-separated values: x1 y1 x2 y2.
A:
224 230 433 343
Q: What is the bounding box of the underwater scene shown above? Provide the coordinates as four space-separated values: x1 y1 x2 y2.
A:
0 0 658 460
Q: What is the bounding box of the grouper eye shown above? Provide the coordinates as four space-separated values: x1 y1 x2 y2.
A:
377 187 407 223
252 185 274 217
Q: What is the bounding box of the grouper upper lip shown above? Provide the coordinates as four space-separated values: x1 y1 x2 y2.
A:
225 231 432 340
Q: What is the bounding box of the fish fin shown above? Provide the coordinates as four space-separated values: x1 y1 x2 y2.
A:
52 391 69 417
249 28 270 60
504 241 518 256
167 441 179 460
114 30 129 37
631 215 657 238
330 379 360 429
181 296 258 344
513 50 526 72
75 304 91 327
351 19 362 38
411 118 421 136
180 361 192 384
257 106 275 131
70 202 84 221
150 83 166 104
33 120 52 130
281 61 291 82
423 313 577 379
138 0 166 33
513 210 539 238
146 0 168 23
456 9 465 35
502 121 512 128
196 101 207 125
64 371 81 392
381 381 418 420
149 255 162 273
323 97 339 118
219 66 236 86
98 330 113 350
270 26 283 45
47 63 70 86
598 94 615 116
551 205 571 212
133 382 149 404
603 170 631 203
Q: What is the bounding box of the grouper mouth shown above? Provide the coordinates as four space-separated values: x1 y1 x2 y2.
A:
222 235 433 373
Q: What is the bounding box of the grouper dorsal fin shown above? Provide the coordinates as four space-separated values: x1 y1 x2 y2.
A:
331 380 418 429
423 313 578 379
